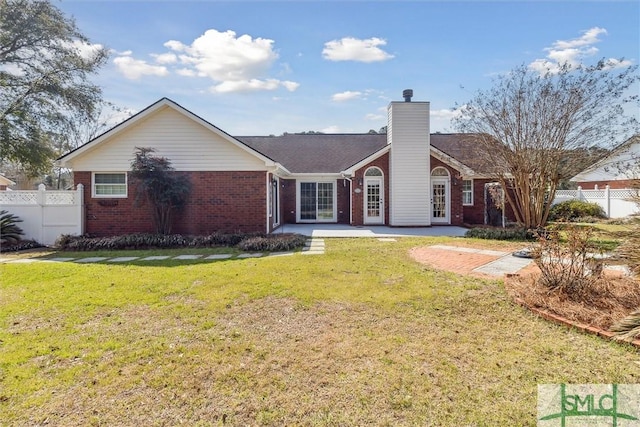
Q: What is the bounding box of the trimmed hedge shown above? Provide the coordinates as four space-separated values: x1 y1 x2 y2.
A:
548 200 606 222
0 240 44 253
55 232 307 252
465 227 536 241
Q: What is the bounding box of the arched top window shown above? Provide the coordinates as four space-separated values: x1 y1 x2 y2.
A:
431 167 450 177
365 167 383 177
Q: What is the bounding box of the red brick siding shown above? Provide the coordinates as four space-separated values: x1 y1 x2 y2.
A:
353 153 390 225
462 178 486 225
577 179 640 190
75 171 268 236
280 179 297 224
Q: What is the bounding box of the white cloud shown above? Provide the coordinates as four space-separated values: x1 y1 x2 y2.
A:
161 29 299 93
113 54 169 80
529 27 631 74
332 91 363 102
151 52 178 64
322 37 394 62
69 40 104 60
176 68 197 77
365 113 385 121
210 78 299 94
321 125 341 133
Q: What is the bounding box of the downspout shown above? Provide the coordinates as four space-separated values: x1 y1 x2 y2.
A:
342 173 353 225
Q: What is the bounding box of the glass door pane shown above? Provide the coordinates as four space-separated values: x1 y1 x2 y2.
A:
317 182 334 220
300 182 317 220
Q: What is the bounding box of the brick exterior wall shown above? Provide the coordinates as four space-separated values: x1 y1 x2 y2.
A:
463 178 490 225
75 171 268 237
576 179 640 190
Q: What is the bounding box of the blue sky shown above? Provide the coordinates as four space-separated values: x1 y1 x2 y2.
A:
57 0 640 136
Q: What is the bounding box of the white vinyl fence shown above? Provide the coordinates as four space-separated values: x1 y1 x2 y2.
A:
553 185 639 218
0 184 84 246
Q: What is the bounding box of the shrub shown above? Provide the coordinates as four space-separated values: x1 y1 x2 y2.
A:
0 239 43 253
465 227 536 241
531 224 603 293
548 200 606 222
237 234 307 252
55 232 307 252
0 210 24 245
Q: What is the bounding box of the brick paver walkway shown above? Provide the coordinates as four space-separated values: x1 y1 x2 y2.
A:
409 244 533 278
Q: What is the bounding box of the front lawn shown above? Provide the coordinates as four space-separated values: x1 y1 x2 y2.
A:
1 237 637 426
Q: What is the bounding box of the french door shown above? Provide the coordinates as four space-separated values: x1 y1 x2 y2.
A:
364 177 384 224
431 179 450 224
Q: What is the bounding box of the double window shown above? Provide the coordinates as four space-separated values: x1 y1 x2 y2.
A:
92 173 127 197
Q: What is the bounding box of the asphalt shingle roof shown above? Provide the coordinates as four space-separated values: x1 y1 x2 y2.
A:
238 134 388 174
238 133 493 175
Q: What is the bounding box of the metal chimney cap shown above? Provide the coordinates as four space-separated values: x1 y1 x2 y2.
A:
403 89 413 102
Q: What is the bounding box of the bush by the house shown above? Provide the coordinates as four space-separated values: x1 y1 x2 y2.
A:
548 200 606 222
465 227 536 241
0 240 44 253
237 234 308 252
55 232 307 252
0 210 24 245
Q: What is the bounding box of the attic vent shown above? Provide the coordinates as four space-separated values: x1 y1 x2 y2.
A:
403 89 413 102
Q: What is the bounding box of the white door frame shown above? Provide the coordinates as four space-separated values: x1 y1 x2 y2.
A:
431 178 450 224
364 177 384 224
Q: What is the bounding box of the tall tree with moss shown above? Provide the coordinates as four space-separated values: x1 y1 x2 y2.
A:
130 147 191 235
454 61 639 229
0 0 109 176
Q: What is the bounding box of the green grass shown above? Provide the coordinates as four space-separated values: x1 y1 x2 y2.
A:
1 237 638 426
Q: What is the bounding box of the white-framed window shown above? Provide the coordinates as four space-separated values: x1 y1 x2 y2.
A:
92 172 127 198
462 179 473 205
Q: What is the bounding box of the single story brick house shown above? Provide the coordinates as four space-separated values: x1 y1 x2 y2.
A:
58 92 504 236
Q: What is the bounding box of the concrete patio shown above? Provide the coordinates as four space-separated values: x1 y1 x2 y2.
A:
275 224 469 238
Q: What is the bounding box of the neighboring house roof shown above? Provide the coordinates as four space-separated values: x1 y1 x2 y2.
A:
238 134 387 174
0 174 15 187
571 134 640 182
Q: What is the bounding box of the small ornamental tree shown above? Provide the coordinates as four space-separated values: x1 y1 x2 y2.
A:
130 147 191 235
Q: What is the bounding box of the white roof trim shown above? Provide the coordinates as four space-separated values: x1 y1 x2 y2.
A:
57 98 277 168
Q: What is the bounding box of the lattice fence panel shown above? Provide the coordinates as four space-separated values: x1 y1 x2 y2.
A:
0 192 38 204
45 192 76 205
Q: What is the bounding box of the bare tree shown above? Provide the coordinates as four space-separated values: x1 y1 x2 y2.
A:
454 61 639 228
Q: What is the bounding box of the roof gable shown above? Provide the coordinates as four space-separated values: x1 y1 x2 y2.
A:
58 98 278 171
